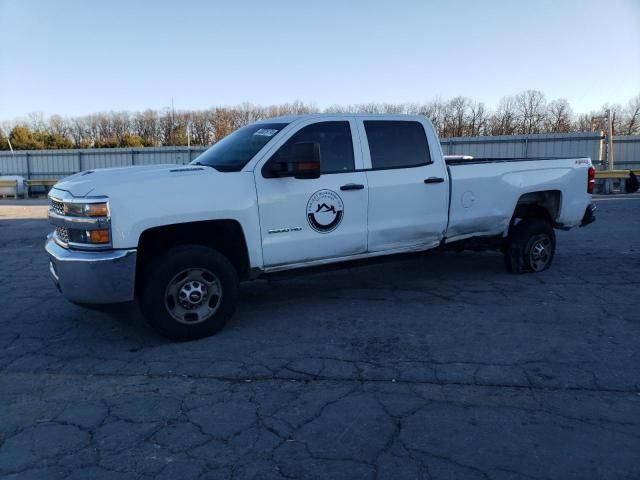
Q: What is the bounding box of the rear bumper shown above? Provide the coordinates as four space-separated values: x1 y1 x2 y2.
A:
45 234 137 304
580 203 596 227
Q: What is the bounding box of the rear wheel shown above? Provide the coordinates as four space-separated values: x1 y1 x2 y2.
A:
140 245 238 340
504 218 555 273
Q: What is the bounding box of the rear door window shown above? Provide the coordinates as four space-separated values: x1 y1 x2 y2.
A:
364 121 431 169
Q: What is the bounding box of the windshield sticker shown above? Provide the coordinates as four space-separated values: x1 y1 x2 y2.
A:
253 128 279 137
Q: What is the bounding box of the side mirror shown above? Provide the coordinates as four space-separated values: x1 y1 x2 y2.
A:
269 142 321 179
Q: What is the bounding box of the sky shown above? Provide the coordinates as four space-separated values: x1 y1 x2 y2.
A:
0 0 639 120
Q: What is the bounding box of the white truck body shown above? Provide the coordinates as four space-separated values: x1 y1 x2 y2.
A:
45 114 595 339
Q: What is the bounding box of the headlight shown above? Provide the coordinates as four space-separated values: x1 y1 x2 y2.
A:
49 195 112 250
63 202 109 217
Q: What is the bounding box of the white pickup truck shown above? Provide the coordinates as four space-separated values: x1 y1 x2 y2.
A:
46 114 596 340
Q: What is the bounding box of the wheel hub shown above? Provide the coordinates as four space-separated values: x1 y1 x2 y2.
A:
532 242 547 258
178 281 207 309
165 268 222 325
529 236 551 271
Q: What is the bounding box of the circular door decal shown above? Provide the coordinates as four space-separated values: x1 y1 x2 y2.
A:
306 189 344 233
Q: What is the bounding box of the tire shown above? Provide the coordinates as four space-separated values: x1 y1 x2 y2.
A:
140 245 238 341
503 218 555 273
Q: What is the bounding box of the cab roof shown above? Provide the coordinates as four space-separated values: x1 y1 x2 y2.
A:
257 113 429 124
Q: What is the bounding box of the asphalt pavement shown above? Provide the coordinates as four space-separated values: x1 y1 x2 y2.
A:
0 194 639 479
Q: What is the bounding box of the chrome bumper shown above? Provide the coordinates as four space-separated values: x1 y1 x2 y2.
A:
45 234 137 304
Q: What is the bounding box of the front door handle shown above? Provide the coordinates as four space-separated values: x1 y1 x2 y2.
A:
424 177 445 184
340 183 365 191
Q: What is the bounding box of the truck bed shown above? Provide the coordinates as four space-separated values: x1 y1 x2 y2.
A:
444 156 592 243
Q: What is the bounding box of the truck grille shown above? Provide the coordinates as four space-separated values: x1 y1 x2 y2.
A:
55 226 70 244
51 199 64 216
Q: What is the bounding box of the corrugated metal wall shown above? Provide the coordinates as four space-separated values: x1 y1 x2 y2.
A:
440 132 604 162
0 147 206 179
612 135 640 169
1 133 639 179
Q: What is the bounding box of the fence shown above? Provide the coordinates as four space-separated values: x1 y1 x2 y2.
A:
442 133 640 170
1 132 639 180
440 132 604 163
0 146 207 180
612 135 640 169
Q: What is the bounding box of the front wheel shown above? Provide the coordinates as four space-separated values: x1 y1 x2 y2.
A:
504 218 556 273
140 245 238 341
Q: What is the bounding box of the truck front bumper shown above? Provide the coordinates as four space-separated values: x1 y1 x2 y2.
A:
45 234 137 304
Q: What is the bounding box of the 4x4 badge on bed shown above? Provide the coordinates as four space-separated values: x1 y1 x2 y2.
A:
306 190 344 233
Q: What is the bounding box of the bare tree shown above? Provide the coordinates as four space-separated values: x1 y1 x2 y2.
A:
418 99 446 136
210 108 236 141
96 113 112 141
230 102 267 128
87 115 102 144
443 97 471 137
516 90 547 134
4 92 640 148
323 104 346 113
289 100 318 115
133 110 160 146
49 115 70 137
467 101 488 136
381 103 405 114
111 111 130 141
620 94 640 135
545 99 573 133
189 110 213 146
488 96 518 135
66 115 98 146
601 103 624 135
159 108 179 145
27 112 46 132
356 102 384 114
574 112 597 132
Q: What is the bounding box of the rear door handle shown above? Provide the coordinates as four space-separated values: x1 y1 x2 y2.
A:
340 183 365 191
424 177 445 184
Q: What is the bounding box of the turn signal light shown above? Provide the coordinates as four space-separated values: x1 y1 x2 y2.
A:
88 229 110 244
86 203 109 217
587 166 595 193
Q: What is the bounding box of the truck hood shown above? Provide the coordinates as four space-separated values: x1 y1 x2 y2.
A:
54 164 210 197
50 163 258 251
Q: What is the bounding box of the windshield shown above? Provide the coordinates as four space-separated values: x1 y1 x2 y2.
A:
192 122 288 172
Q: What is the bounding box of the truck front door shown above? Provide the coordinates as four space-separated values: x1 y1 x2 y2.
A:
254 119 368 268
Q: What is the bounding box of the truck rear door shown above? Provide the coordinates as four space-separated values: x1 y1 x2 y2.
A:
358 119 449 252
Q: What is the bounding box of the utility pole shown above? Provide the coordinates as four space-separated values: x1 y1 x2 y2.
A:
602 109 615 194
606 109 614 171
1 126 13 153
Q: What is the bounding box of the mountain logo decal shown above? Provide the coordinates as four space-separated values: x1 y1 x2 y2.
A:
306 190 344 233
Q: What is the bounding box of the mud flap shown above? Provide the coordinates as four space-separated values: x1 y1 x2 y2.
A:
580 204 596 227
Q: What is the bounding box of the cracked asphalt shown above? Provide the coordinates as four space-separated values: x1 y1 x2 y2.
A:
0 195 639 479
